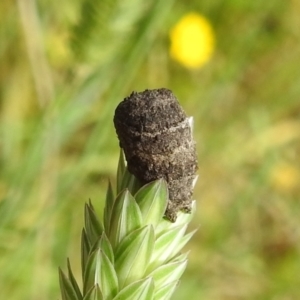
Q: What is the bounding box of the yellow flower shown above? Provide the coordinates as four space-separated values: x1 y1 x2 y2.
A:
270 163 300 193
169 12 215 69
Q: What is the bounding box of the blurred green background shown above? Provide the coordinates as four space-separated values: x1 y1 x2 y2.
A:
1 0 300 299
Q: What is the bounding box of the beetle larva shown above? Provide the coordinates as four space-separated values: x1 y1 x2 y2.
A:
113 88 198 222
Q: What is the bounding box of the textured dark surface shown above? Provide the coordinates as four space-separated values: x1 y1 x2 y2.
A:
114 88 198 221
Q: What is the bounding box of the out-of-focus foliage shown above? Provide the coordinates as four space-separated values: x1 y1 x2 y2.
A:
0 0 299 299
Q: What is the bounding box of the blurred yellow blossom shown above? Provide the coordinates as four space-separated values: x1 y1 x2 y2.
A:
169 12 215 69
270 163 300 193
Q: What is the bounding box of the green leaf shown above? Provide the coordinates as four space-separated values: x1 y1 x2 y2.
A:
146 259 187 290
83 284 103 300
59 268 82 300
97 250 119 299
115 225 155 288
117 150 126 194
135 179 168 227
85 203 104 246
109 189 142 249
81 229 90 281
112 277 154 300
83 250 99 295
119 168 141 196
155 201 196 235
153 280 178 300
116 151 140 195
170 252 189 263
83 249 118 298
169 229 197 259
90 233 114 264
104 181 114 232
147 224 188 272
67 259 83 300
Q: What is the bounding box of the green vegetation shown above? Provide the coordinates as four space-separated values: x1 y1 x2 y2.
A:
0 1 299 299
59 153 195 300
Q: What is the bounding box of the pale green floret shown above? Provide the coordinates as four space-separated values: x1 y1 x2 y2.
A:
59 151 196 300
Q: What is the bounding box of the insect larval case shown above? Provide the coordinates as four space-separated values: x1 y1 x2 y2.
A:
114 88 198 222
